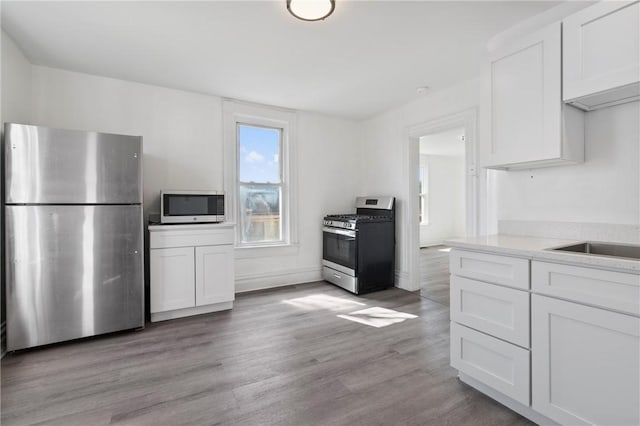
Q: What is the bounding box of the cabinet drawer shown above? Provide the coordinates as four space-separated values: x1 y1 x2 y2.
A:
150 228 234 249
322 266 356 294
450 249 530 290
451 276 529 348
532 261 640 316
451 322 530 405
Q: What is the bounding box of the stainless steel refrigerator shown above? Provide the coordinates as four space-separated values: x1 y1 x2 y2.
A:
4 123 144 351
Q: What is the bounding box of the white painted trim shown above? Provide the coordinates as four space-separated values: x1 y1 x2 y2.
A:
235 266 322 293
394 269 411 291
234 243 300 259
222 100 299 248
405 108 480 292
486 1 594 52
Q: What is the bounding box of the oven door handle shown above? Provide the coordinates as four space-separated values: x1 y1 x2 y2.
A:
322 227 356 238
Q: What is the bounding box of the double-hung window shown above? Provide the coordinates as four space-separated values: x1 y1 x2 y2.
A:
237 124 282 244
224 101 297 249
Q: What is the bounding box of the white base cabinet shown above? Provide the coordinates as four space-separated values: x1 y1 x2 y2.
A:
532 294 640 426
149 223 235 322
450 248 640 426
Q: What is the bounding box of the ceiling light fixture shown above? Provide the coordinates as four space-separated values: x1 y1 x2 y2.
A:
287 0 335 22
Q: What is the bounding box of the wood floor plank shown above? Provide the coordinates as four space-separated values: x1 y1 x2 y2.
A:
1 281 531 425
420 245 452 306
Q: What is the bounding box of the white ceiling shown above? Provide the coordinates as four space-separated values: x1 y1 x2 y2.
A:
420 127 465 156
1 1 560 120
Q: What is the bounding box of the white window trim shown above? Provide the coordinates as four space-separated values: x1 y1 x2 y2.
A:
223 100 299 254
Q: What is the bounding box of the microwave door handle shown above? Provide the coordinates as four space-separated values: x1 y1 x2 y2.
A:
323 227 356 238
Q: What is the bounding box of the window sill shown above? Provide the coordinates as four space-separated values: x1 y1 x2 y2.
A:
234 242 300 259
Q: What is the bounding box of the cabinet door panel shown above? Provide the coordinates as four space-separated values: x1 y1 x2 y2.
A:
195 245 234 307
451 276 529 348
563 1 640 104
487 22 561 166
451 322 530 405
532 295 640 426
150 247 195 313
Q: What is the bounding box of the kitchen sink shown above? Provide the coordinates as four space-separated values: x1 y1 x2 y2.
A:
549 242 640 260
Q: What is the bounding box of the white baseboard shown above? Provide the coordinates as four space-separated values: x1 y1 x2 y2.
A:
395 269 414 291
235 266 322 293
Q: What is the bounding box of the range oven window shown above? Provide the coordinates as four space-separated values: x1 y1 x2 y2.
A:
323 229 356 271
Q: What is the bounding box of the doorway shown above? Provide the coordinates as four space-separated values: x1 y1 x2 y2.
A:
418 126 466 305
419 127 466 248
405 109 478 302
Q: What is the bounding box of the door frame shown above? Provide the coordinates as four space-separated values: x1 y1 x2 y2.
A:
405 108 479 291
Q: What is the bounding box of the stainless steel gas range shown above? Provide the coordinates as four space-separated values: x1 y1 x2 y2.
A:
322 196 395 294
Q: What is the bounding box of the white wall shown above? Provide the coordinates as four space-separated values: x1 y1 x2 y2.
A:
31 65 223 214
360 78 481 290
28 65 362 292
1 30 32 126
419 154 466 247
494 102 640 225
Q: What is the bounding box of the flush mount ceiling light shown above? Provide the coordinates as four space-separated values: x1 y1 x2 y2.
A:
287 0 335 21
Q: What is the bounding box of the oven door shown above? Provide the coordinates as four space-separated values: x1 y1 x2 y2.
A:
322 227 357 274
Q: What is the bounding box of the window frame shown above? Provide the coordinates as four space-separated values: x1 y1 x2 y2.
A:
223 101 298 253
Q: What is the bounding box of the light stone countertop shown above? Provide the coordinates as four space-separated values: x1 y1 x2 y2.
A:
444 234 640 274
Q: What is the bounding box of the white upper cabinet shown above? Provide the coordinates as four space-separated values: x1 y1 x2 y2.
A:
563 1 640 110
484 22 584 170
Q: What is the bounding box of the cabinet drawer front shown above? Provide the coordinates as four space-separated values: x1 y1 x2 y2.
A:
532 295 640 426
150 228 234 249
451 322 530 405
450 249 530 290
532 261 640 316
451 276 529 348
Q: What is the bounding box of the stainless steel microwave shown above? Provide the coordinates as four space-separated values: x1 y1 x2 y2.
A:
160 190 225 224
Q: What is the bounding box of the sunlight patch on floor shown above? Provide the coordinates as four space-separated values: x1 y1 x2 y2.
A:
337 307 418 328
282 293 366 311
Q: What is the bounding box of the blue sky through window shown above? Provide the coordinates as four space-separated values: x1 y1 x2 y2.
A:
238 125 281 183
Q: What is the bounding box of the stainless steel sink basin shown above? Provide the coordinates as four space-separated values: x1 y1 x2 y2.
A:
549 242 640 260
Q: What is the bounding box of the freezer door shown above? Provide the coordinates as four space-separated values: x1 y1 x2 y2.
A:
5 123 142 204
6 205 144 350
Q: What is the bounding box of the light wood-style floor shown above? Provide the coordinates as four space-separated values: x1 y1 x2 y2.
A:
419 245 452 306
1 281 531 425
